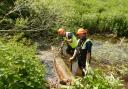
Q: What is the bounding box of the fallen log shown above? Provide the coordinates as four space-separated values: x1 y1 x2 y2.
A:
54 56 73 85
52 46 74 85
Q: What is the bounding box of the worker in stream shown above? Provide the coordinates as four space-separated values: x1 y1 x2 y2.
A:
57 28 78 56
69 28 93 76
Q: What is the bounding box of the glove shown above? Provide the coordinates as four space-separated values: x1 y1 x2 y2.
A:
70 57 74 60
69 56 74 62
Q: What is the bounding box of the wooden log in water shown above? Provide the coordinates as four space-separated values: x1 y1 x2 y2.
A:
54 56 74 85
51 46 74 85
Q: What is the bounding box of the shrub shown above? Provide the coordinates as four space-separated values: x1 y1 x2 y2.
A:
0 0 58 39
0 39 47 89
70 69 123 89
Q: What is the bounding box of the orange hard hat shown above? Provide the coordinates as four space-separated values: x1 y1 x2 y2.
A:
57 28 65 34
76 28 87 35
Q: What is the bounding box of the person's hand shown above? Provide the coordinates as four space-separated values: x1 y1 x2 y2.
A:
70 57 74 60
69 57 74 62
66 39 72 43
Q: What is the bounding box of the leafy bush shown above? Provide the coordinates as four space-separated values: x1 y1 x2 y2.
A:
0 0 58 39
70 69 123 89
0 39 47 89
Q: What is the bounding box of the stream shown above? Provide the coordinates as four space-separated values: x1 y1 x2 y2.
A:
38 36 128 89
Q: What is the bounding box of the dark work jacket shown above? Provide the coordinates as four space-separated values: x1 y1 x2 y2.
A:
76 36 92 68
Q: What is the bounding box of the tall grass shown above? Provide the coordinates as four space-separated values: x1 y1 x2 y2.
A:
43 0 128 37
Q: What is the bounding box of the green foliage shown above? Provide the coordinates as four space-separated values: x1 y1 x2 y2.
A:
0 0 58 39
15 18 28 30
44 0 128 37
0 38 47 89
70 69 123 89
1 0 128 37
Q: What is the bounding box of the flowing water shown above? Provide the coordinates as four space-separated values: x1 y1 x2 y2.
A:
38 50 60 88
38 36 128 88
91 37 128 89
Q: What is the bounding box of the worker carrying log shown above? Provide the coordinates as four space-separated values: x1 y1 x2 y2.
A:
57 28 78 56
69 28 93 76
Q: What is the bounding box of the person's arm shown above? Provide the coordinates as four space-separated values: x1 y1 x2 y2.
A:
86 41 92 63
69 49 77 60
59 40 66 53
69 39 81 61
60 41 64 48
86 52 91 63
66 39 72 43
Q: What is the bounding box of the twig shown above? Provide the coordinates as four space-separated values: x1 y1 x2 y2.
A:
119 37 125 47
